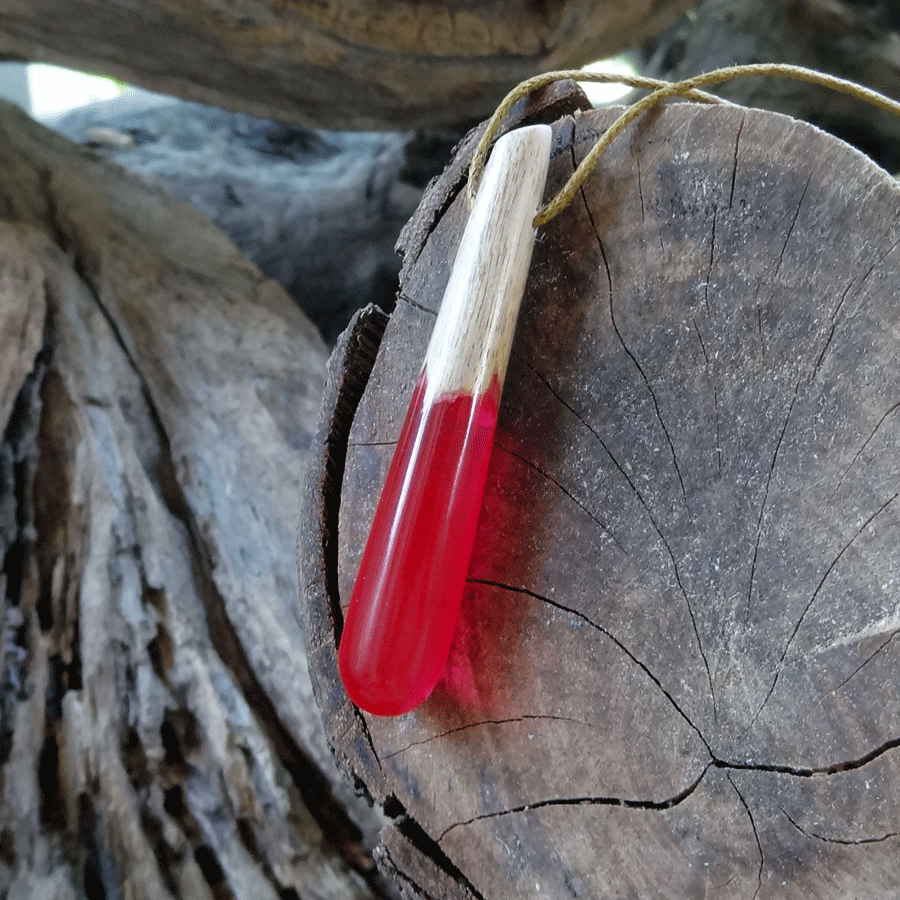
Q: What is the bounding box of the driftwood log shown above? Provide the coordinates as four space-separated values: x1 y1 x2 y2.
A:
0 0 693 130
646 0 900 172
300 98 900 897
0 100 385 899
52 96 427 343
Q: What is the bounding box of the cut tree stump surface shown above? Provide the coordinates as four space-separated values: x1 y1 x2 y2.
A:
300 102 900 898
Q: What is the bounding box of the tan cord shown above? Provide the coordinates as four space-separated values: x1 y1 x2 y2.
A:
466 69 725 211
466 63 900 228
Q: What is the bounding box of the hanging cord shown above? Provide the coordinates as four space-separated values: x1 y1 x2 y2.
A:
467 64 900 228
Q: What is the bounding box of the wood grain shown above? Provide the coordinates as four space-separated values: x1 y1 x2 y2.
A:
0 0 693 129
0 100 377 899
424 124 551 399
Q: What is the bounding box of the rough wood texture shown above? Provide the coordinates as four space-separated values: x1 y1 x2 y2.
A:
0 100 382 899
646 0 900 172
52 97 428 343
300 101 900 897
0 0 694 129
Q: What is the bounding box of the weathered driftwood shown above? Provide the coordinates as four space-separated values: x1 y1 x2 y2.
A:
0 0 693 130
646 0 900 172
51 97 430 343
300 98 900 897
0 100 381 899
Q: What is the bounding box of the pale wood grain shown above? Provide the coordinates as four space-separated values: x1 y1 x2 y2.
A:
423 124 551 401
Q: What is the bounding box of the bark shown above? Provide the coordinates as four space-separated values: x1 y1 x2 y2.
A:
300 97 900 898
0 0 695 130
0 100 382 900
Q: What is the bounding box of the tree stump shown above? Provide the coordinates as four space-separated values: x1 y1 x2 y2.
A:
0 0 693 129
300 100 900 898
0 101 380 899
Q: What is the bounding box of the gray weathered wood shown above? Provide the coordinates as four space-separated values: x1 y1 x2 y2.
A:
51 97 428 343
0 99 379 899
0 0 694 129
301 101 900 898
646 0 900 172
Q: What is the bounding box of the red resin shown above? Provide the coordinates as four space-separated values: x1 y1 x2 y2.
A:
338 372 501 716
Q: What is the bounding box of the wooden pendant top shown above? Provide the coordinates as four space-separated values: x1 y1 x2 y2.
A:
423 123 551 399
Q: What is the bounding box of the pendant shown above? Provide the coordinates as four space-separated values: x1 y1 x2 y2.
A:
338 124 552 716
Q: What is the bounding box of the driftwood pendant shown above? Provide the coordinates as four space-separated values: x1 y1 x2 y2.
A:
338 124 552 716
